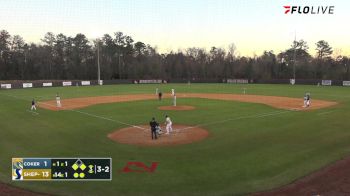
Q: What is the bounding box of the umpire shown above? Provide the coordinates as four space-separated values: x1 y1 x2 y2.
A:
149 117 158 140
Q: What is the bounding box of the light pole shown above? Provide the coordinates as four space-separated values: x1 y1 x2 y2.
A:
345 63 349 80
23 48 26 80
96 39 101 85
292 32 297 81
118 54 123 79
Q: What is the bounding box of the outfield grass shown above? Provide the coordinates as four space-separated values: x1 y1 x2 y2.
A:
0 84 350 195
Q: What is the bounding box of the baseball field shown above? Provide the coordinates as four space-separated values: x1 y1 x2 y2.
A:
1 83 350 195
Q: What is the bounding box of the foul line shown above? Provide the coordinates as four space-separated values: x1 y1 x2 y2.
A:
0 92 295 133
0 92 148 131
26 110 39 115
38 101 148 131
173 110 293 132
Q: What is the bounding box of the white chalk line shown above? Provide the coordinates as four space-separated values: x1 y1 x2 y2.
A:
0 93 40 116
38 101 149 131
1 92 295 134
26 110 39 115
0 92 148 131
172 110 293 133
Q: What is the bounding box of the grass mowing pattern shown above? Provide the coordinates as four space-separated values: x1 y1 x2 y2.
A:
0 84 350 195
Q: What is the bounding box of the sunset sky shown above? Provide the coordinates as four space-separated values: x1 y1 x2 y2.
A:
0 0 349 57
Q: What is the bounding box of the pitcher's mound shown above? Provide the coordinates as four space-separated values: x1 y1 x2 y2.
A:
158 105 195 111
108 124 209 146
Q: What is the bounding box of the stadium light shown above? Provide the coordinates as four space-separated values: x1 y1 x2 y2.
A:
96 39 101 85
119 54 123 79
293 31 297 81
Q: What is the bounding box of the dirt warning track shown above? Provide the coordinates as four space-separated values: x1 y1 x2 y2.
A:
253 156 350 196
39 93 337 111
0 182 49 196
4 155 350 196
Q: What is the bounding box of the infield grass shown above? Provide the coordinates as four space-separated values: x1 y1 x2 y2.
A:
0 83 350 195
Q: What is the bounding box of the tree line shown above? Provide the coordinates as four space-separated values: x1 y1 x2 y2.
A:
0 30 349 81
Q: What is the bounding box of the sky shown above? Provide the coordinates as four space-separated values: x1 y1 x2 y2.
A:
0 0 349 57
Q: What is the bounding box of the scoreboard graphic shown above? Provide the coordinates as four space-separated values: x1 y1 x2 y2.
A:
12 158 112 181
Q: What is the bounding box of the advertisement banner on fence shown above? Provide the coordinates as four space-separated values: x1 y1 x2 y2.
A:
227 79 249 84
322 80 332 86
138 80 163 84
343 81 350 86
1 84 12 89
22 83 33 88
62 81 72 86
42 82 53 87
290 79 295 85
81 81 91 86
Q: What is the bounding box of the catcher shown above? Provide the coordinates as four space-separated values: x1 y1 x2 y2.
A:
156 124 163 135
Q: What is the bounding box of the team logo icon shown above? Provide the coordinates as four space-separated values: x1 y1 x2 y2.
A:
12 158 23 180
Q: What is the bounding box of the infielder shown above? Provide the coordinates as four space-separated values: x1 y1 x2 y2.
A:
31 99 37 111
165 115 173 134
306 93 311 107
303 93 311 107
173 94 177 106
56 93 61 107
171 89 176 106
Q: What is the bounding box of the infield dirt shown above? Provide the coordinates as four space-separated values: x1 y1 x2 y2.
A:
108 124 209 146
39 93 337 111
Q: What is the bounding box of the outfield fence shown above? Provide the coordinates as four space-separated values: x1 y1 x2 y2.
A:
1 78 349 90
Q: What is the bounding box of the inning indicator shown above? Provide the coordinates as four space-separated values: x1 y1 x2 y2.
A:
12 158 112 181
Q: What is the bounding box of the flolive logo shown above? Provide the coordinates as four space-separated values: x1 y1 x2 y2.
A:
284 6 334 14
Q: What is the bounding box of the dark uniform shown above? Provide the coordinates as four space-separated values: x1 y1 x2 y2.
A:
158 92 162 101
149 118 158 140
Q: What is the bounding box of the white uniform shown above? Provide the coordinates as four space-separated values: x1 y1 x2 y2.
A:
156 88 159 95
171 89 175 96
165 117 173 134
31 101 37 111
306 94 311 107
173 95 176 106
303 94 311 107
56 96 61 107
